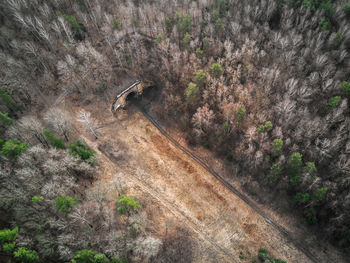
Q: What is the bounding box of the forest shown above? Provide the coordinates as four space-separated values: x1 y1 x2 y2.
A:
0 0 350 262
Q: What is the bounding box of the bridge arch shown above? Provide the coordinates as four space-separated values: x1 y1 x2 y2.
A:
112 80 153 111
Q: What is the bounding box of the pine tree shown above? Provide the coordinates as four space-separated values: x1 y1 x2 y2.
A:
0 88 22 113
1 140 27 158
0 111 13 126
116 195 141 215
43 129 66 149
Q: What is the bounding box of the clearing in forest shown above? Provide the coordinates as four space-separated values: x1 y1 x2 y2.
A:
75 106 312 263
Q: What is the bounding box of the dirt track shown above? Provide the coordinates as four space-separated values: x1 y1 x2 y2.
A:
77 108 314 263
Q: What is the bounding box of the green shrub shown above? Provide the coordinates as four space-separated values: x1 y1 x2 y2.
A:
132 17 139 27
0 88 22 112
217 0 228 13
304 207 318 225
209 63 223 78
73 249 96 263
113 19 121 30
336 31 343 45
290 175 300 187
1 140 27 158
319 17 331 30
165 18 173 34
319 0 334 17
202 37 210 51
222 121 230 135
195 48 204 59
330 96 341 110
57 11 82 32
124 54 131 65
295 0 334 15
303 162 317 178
0 227 18 243
314 187 327 202
55 196 78 216
264 121 273 131
69 139 95 162
185 82 199 101
257 125 265 133
183 32 191 49
211 10 220 22
268 162 283 182
287 152 302 175
44 130 66 149
111 257 127 263
235 106 246 123
258 121 273 133
343 2 350 17
154 34 165 44
258 248 268 260
341 81 350 96
295 192 310 204
116 195 141 215
13 247 39 263
272 138 283 157
177 14 192 33
0 112 13 126
175 11 181 22
193 70 207 87
94 253 110 263
3 241 16 253
31 196 44 203
254 247 286 263
215 18 225 32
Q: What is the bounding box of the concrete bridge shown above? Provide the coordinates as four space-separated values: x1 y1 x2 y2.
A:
112 80 151 110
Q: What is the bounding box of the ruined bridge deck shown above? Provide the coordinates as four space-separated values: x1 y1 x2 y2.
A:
112 80 142 110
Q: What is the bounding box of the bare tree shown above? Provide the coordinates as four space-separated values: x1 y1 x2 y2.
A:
132 236 162 262
44 108 73 141
77 109 99 139
191 104 215 138
7 116 48 146
86 182 109 213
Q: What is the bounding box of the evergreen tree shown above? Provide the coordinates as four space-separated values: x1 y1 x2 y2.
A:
209 63 223 78
116 195 141 215
0 88 22 113
43 129 66 149
13 247 39 263
1 140 27 158
55 195 78 217
69 139 95 162
0 111 13 126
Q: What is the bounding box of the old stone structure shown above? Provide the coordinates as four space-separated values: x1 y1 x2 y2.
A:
112 80 151 110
